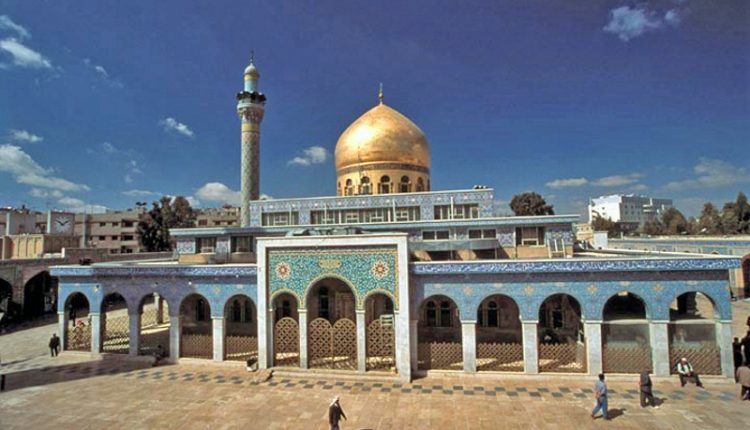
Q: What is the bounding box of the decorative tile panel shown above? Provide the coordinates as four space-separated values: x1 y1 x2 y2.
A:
267 247 398 310
176 239 195 254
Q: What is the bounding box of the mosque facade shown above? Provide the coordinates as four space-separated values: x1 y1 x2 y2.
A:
51 60 739 381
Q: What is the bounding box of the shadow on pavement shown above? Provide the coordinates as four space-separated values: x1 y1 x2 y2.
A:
0 355 164 393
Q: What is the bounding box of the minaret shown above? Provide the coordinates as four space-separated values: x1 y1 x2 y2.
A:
236 55 266 227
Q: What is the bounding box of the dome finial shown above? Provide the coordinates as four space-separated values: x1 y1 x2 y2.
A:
250 49 254 64
378 82 384 105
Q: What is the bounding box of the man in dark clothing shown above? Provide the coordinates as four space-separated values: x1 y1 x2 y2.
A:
328 396 347 430
734 337 744 376
48 333 60 357
639 371 659 408
737 364 750 400
742 330 750 365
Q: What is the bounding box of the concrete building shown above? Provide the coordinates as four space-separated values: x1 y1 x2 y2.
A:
51 59 740 382
588 194 673 229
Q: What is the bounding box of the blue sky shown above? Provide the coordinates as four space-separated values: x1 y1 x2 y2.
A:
1 0 748 218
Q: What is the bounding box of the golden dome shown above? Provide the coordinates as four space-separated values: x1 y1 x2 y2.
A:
334 103 430 172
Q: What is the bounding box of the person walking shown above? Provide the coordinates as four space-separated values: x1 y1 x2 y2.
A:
328 396 347 430
48 333 60 357
676 357 704 388
591 373 609 420
639 371 659 408
737 364 750 401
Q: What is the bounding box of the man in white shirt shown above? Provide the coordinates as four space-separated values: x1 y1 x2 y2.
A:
676 357 704 388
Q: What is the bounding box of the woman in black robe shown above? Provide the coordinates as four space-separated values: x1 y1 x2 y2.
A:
639 371 659 408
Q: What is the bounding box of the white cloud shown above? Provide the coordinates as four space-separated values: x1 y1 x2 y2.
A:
9 129 43 143
57 198 108 214
29 188 63 199
603 5 681 42
288 145 328 166
546 178 588 189
664 158 750 191
0 15 30 39
102 142 116 153
546 173 644 189
0 38 51 68
124 174 134 183
83 58 123 88
194 182 241 206
58 196 84 207
591 173 643 187
664 9 682 26
0 144 89 192
122 189 160 197
160 117 194 138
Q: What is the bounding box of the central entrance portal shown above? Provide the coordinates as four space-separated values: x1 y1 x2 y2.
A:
307 278 357 370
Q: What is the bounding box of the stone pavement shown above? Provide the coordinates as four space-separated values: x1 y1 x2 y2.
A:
1 301 749 430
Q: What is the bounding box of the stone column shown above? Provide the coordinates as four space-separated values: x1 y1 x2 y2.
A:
169 315 181 362
261 309 272 368
154 293 164 324
90 312 102 354
522 320 539 374
584 320 603 375
212 316 225 362
409 320 418 372
717 320 734 378
461 321 477 373
58 311 68 352
128 311 141 357
298 309 308 369
650 321 670 376
356 310 366 373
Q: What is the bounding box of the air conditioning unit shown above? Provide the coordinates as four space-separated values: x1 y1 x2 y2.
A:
200 246 215 254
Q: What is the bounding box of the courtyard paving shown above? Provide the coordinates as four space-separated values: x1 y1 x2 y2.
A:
0 302 749 429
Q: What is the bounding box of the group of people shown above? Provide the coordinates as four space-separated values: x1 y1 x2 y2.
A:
734 322 750 401
591 356 707 421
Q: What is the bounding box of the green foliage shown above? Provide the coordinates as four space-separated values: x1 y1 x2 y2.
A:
590 215 623 238
697 203 722 235
137 196 197 252
661 207 689 235
509 192 554 216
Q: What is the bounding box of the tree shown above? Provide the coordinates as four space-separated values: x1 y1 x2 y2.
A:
661 207 689 235
736 192 750 234
721 202 740 234
591 215 623 238
137 196 196 252
509 192 554 216
643 218 665 236
697 203 722 235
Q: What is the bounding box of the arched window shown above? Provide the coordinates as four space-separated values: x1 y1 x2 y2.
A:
345 179 354 196
379 175 391 194
361 176 371 195
487 301 498 327
281 300 291 319
319 286 330 320
426 301 437 327
232 299 241 322
416 178 425 192
439 301 452 327
337 182 342 196
399 176 410 193
244 299 252 322
385 297 394 314
197 299 207 321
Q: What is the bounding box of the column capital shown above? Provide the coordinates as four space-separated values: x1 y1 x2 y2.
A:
211 315 226 321
521 320 539 324
650 320 670 324
298 309 308 315
355 309 366 315
583 320 603 325
89 312 101 317
460 320 477 325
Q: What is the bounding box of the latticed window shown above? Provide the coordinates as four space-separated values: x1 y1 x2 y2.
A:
345 179 354 196
416 178 425 192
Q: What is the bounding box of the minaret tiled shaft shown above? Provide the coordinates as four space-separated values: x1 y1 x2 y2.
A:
236 59 266 227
